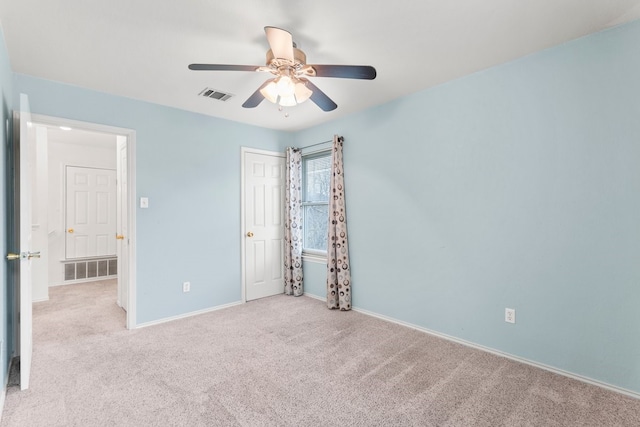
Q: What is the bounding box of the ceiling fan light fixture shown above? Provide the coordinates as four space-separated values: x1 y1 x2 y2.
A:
260 74 312 107
294 81 313 103
278 94 297 107
276 75 295 97
259 81 279 103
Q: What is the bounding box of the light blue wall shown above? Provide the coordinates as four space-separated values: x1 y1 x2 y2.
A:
12 74 292 324
296 21 640 393
0 27 13 389
300 260 325 298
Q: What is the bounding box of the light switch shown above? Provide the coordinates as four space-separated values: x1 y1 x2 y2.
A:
140 197 149 208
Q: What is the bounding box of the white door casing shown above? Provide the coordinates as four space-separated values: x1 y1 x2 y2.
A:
116 137 129 311
65 166 117 259
242 148 285 302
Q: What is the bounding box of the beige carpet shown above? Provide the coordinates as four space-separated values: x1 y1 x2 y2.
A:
1 281 639 426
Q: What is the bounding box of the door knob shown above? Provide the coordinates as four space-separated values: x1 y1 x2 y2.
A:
68 228 74 233
246 231 254 237
6 252 40 260
116 234 125 240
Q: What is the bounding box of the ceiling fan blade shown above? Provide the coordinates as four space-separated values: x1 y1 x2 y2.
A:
300 78 337 112
304 65 377 80
189 64 260 72
242 79 275 108
264 26 294 62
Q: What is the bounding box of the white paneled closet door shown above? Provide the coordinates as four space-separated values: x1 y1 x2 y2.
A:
65 166 117 259
244 150 285 301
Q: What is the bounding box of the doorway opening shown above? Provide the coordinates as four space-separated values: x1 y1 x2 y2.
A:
28 114 136 330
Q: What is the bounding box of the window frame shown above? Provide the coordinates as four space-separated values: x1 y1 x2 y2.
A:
301 149 331 262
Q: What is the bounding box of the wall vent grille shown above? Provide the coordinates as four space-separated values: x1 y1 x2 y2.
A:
63 257 117 282
198 87 233 101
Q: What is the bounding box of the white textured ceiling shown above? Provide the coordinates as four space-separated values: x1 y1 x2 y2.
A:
45 125 116 149
1 1 640 131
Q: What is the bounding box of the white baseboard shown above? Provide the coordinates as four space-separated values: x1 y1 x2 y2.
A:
352 305 640 400
135 301 243 329
303 292 324 301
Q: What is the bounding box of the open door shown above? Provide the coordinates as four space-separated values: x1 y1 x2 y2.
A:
116 136 129 311
6 94 38 390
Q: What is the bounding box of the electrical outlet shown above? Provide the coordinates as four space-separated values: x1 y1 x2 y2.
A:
505 308 516 324
182 281 191 293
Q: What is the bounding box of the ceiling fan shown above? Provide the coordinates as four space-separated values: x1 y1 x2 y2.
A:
189 26 377 112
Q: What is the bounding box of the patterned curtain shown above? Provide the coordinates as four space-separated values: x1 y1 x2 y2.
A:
326 136 352 310
284 147 304 296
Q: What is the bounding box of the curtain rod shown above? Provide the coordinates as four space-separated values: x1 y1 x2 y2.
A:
297 136 343 150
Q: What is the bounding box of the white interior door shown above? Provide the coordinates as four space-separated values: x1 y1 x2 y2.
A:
116 137 129 310
65 166 117 259
31 125 49 302
243 150 285 301
15 93 36 390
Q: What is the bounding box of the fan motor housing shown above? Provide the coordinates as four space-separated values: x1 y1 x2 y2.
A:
266 48 307 68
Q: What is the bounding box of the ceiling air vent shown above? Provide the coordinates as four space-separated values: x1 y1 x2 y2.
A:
198 87 233 102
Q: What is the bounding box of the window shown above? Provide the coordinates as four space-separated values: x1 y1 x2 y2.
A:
302 152 331 255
